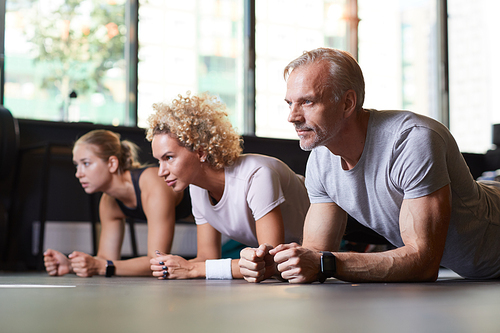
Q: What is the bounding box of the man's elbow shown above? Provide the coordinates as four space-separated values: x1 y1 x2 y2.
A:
413 260 441 282
418 268 439 282
403 244 443 282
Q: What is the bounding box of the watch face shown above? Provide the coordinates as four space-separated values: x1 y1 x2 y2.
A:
321 252 336 276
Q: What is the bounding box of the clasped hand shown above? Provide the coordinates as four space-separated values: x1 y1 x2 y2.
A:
150 251 196 279
238 243 278 283
43 249 104 277
239 243 322 283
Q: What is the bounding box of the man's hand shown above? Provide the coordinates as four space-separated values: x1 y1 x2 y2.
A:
270 243 322 284
44 249 72 276
239 243 278 283
68 251 104 277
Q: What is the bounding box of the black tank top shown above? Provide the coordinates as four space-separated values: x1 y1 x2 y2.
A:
115 167 192 221
115 168 148 220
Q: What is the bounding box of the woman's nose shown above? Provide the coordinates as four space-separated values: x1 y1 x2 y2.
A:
158 163 169 177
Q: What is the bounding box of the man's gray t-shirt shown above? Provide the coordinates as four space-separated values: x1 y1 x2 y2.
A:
306 109 500 279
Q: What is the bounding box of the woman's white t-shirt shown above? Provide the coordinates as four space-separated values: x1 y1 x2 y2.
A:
190 154 310 247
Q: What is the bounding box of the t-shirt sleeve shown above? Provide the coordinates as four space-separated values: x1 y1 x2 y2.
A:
305 148 335 204
390 126 451 199
247 166 285 221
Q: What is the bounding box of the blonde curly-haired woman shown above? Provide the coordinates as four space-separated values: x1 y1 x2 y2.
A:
147 92 309 282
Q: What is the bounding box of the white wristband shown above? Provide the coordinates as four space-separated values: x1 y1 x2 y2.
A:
205 259 233 280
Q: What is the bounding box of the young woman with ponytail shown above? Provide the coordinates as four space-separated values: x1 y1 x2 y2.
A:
43 129 191 277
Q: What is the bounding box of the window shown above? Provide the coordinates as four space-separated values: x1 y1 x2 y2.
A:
448 0 500 153
136 0 244 129
254 0 348 139
358 0 439 120
358 0 499 154
4 0 128 126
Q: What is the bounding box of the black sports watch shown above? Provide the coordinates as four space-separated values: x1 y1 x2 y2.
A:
318 251 336 283
105 260 115 277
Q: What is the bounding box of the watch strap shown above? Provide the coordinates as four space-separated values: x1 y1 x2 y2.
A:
105 260 115 277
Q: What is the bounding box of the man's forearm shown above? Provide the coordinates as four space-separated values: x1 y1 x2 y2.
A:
332 247 440 283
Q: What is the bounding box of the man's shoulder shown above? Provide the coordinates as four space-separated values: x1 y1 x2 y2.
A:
370 109 445 131
369 110 452 149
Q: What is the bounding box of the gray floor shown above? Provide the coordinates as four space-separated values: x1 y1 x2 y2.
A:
1 270 499 333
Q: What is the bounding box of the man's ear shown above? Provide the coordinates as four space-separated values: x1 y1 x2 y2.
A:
108 156 120 173
342 89 357 118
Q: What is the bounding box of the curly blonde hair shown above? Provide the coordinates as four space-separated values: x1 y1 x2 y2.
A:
146 92 243 169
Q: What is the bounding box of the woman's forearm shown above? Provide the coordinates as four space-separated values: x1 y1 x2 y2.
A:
112 256 156 276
